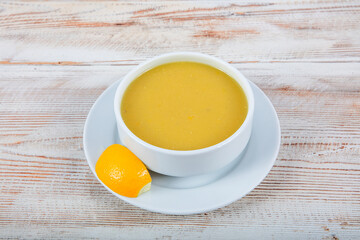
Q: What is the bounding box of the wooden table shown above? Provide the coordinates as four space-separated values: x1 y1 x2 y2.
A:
1 1 359 239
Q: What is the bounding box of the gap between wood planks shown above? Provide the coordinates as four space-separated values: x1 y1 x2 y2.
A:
1 59 360 66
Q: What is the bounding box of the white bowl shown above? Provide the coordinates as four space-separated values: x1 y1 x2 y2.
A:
114 52 254 177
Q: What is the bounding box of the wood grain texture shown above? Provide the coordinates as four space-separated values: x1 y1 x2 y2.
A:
0 0 359 239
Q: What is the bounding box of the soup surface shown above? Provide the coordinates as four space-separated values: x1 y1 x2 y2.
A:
121 62 248 150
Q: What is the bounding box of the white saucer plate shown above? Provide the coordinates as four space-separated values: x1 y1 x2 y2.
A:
83 80 281 215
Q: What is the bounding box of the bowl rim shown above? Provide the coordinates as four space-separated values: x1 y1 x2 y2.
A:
113 52 255 156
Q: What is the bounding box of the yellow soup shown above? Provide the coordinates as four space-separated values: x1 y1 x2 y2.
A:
121 62 248 151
